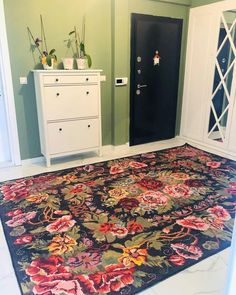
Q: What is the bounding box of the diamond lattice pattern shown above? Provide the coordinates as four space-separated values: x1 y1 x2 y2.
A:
208 12 236 142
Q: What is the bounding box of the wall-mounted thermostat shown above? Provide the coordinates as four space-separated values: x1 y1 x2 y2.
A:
115 77 128 86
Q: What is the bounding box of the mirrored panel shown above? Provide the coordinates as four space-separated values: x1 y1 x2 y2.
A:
208 9 236 143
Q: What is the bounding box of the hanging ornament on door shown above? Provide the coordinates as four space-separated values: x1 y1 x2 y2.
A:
153 50 161 66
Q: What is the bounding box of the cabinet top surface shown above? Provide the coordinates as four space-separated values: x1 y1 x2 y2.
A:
32 69 102 74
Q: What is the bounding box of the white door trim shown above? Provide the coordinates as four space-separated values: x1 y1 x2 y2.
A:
0 0 21 166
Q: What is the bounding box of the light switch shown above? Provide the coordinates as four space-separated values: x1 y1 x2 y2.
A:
115 77 128 86
20 77 27 85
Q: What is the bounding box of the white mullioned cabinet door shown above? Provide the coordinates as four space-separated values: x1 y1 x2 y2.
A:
205 9 236 149
181 0 236 156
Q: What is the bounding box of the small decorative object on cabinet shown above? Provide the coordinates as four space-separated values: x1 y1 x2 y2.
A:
27 15 57 69
33 70 103 167
61 58 74 70
68 22 92 70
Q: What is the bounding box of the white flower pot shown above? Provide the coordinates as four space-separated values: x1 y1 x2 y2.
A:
42 58 54 70
62 58 74 70
76 58 88 70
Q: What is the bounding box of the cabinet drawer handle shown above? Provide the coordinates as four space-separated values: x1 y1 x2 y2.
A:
55 78 59 82
88 124 91 128
56 93 60 96
86 78 89 81
59 128 62 131
86 91 89 95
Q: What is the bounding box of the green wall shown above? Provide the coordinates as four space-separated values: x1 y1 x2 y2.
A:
4 0 190 160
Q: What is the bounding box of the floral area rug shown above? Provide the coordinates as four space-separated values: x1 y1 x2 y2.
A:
0 144 236 295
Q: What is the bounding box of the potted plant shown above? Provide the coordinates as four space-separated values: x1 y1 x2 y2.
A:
62 35 74 70
69 20 92 70
61 57 74 70
27 15 57 70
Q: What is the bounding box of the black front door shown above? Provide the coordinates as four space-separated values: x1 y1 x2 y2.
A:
130 14 183 146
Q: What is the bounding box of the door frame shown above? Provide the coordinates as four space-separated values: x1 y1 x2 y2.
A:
0 0 21 166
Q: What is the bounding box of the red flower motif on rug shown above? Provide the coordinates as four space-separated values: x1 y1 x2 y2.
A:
6 211 36 227
163 184 191 199
46 215 76 233
88 264 135 293
14 234 33 245
26 256 96 294
176 216 210 231
207 206 231 221
139 191 169 208
171 243 203 260
169 254 186 266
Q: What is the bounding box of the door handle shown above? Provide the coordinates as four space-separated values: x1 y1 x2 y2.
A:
137 84 148 89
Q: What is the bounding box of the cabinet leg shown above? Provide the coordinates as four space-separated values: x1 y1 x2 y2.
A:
98 148 102 157
46 157 51 168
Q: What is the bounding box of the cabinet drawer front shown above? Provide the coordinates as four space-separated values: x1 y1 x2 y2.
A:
43 75 98 85
48 119 100 154
44 85 99 120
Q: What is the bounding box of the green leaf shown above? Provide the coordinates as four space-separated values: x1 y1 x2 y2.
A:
30 226 46 234
80 42 85 53
68 225 81 240
85 54 92 68
56 210 70 215
49 49 56 55
106 233 116 243
146 254 165 267
29 239 48 250
125 232 151 248
64 193 76 200
225 219 235 232
133 277 143 288
150 240 164 251
102 250 120 265
83 222 99 231
69 30 75 35
18 261 30 271
112 243 124 249
134 270 147 278
202 228 232 241
46 55 52 66
136 217 152 228
21 281 34 294
157 201 173 214
98 213 109 223
93 231 106 241
223 202 236 206
202 241 219 250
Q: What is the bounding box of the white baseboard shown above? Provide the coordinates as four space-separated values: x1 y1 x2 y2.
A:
21 156 44 166
21 144 130 167
102 143 129 153
21 139 186 167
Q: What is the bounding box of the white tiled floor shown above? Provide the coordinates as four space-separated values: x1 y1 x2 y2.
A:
0 138 231 295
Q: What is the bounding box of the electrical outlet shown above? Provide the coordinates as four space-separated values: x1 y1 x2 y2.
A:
100 75 106 82
20 77 27 85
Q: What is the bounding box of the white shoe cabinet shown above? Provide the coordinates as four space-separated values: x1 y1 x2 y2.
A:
33 70 103 167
